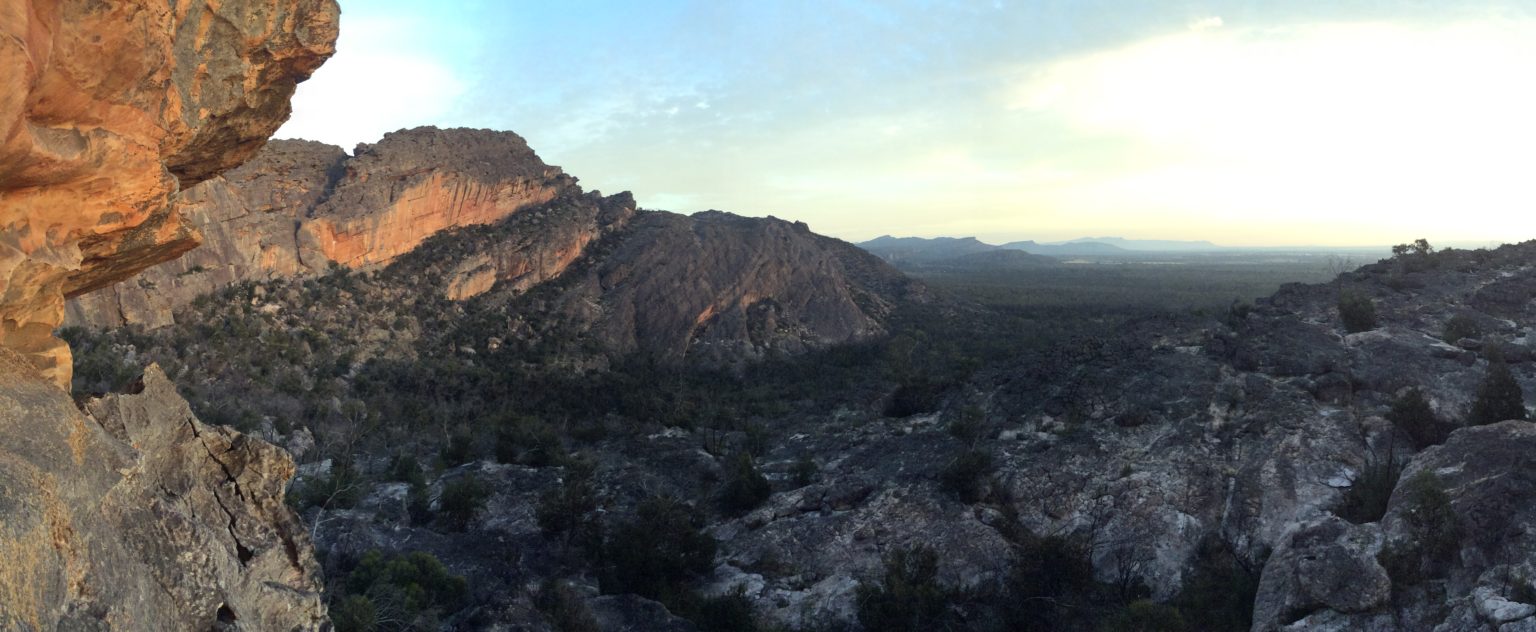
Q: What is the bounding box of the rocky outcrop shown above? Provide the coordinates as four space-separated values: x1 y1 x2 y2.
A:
0 0 339 628
1252 421 1536 631
544 210 913 365
1 0 339 386
65 127 918 369
67 128 578 328
0 352 327 630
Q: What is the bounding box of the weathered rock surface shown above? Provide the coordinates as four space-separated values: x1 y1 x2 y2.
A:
0 352 327 630
68 128 579 328
1 0 339 386
541 210 916 366
67 127 920 368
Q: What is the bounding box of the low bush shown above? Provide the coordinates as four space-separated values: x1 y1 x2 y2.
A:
1173 535 1265 632
338 550 468 632
331 594 378 632
1104 599 1187 632
791 454 819 487
437 475 490 531
1336 453 1403 524
600 496 717 602
1387 388 1449 449
856 545 956 632
534 579 600 632
716 453 772 516
536 462 602 553
939 449 994 503
1337 290 1378 333
1469 360 1527 425
1442 314 1483 344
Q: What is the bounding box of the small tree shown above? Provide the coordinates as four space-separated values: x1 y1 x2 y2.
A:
1392 238 1439 272
1336 452 1402 523
856 545 955 632
716 453 772 516
537 461 602 554
600 496 717 601
940 449 994 503
534 579 600 632
1468 360 1527 425
1442 314 1483 344
438 475 490 531
1338 290 1378 333
1387 388 1448 449
1004 535 1096 631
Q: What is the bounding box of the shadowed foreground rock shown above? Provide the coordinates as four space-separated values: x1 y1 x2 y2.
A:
0 353 327 630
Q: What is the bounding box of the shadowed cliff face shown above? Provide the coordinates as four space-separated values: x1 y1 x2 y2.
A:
68 128 579 328
0 0 339 387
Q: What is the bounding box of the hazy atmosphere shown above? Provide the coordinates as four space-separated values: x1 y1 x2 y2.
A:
277 0 1536 247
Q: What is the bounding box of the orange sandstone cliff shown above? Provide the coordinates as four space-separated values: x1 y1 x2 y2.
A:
67 127 581 328
1 0 338 387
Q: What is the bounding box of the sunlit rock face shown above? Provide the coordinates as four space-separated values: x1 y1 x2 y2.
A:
0 0 339 387
67 127 579 328
0 354 330 631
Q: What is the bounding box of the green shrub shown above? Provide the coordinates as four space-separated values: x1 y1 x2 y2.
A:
406 479 433 526
331 594 378 632
536 462 602 554
692 587 760 632
885 379 945 418
1105 599 1186 632
495 415 568 467
939 449 994 503
856 545 956 632
1387 388 1448 449
1336 453 1403 524
342 550 467 629
439 432 477 467
1173 535 1264 632
1400 471 1460 572
534 579 600 632
292 455 365 511
947 405 986 442
999 535 1096 631
387 454 428 487
437 475 490 531
791 455 819 488
1442 314 1483 344
1469 360 1527 425
716 453 772 516
1337 290 1378 333
600 496 717 601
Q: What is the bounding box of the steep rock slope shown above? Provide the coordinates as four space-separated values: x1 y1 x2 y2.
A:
0 354 328 630
476 210 915 366
0 0 339 628
67 127 921 368
68 128 576 328
1 0 338 387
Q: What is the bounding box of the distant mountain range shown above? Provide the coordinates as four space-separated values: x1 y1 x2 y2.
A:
859 235 1394 264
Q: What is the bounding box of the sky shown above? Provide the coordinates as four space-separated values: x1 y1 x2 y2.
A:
275 1 1536 247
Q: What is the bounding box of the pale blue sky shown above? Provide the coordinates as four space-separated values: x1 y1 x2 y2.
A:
278 1 1536 246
